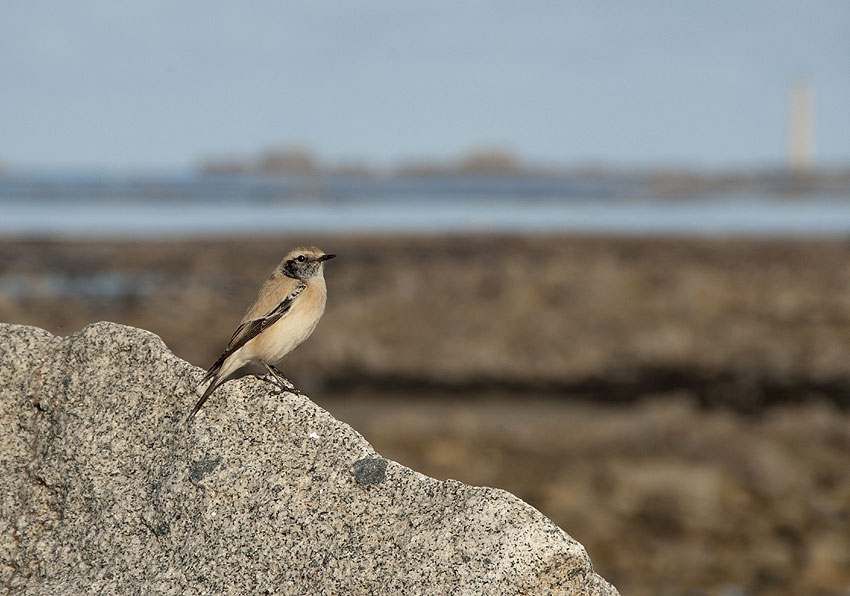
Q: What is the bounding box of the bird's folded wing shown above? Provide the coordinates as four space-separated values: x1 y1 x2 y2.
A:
202 282 306 383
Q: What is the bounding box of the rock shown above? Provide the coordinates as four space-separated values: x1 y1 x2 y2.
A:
0 321 619 596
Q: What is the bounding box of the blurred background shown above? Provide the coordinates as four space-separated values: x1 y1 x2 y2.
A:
2 2 850 595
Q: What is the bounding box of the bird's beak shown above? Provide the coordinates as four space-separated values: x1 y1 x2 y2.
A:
319 254 336 262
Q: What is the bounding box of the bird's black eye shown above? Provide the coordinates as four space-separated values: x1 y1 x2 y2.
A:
297 255 306 262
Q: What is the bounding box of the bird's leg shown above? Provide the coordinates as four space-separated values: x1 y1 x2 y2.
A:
257 370 290 395
270 364 302 396
259 362 302 396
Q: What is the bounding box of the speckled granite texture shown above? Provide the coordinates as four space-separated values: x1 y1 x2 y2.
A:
0 322 618 595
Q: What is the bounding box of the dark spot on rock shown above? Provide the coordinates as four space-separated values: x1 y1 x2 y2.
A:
353 457 388 486
151 520 170 536
190 456 222 484
141 515 170 537
568 566 585 580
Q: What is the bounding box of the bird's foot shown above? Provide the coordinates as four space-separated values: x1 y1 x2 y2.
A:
269 382 302 397
259 364 302 396
258 375 299 396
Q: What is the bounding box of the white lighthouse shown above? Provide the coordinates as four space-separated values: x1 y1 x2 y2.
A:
787 78 815 171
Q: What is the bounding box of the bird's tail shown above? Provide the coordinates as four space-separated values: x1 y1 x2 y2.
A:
199 369 215 387
200 357 224 386
186 374 220 423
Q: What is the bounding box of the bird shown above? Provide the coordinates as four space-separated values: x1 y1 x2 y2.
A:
187 245 335 421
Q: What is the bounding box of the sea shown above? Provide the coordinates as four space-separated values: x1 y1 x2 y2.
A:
2 171 850 238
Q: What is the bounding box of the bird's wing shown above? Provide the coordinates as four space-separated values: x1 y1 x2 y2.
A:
225 282 307 351
201 282 307 384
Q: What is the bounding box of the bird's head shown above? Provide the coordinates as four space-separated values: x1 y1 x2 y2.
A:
279 245 336 280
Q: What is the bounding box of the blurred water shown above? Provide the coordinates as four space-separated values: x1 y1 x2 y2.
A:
0 272 163 299
2 172 850 237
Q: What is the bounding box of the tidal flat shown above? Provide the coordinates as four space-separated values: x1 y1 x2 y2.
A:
2 234 849 595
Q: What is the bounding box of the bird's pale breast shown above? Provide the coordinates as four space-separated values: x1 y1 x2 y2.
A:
245 279 327 364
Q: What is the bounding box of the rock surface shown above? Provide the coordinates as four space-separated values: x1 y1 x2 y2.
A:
0 321 618 595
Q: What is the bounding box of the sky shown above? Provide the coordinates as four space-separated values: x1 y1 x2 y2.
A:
1 1 848 171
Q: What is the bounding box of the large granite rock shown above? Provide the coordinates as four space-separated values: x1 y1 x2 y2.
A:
0 322 618 595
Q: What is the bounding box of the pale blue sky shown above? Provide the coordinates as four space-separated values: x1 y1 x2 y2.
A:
1 1 848 171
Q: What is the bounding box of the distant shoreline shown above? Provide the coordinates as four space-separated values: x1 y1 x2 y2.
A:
3 164 850 198
4 179 850 238
194 145 850 195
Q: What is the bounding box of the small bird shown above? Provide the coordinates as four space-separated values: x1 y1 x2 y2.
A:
187 245 335 421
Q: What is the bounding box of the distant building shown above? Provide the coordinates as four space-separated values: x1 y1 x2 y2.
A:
258 147 317 174
788 78 815 171
456 147 522 174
